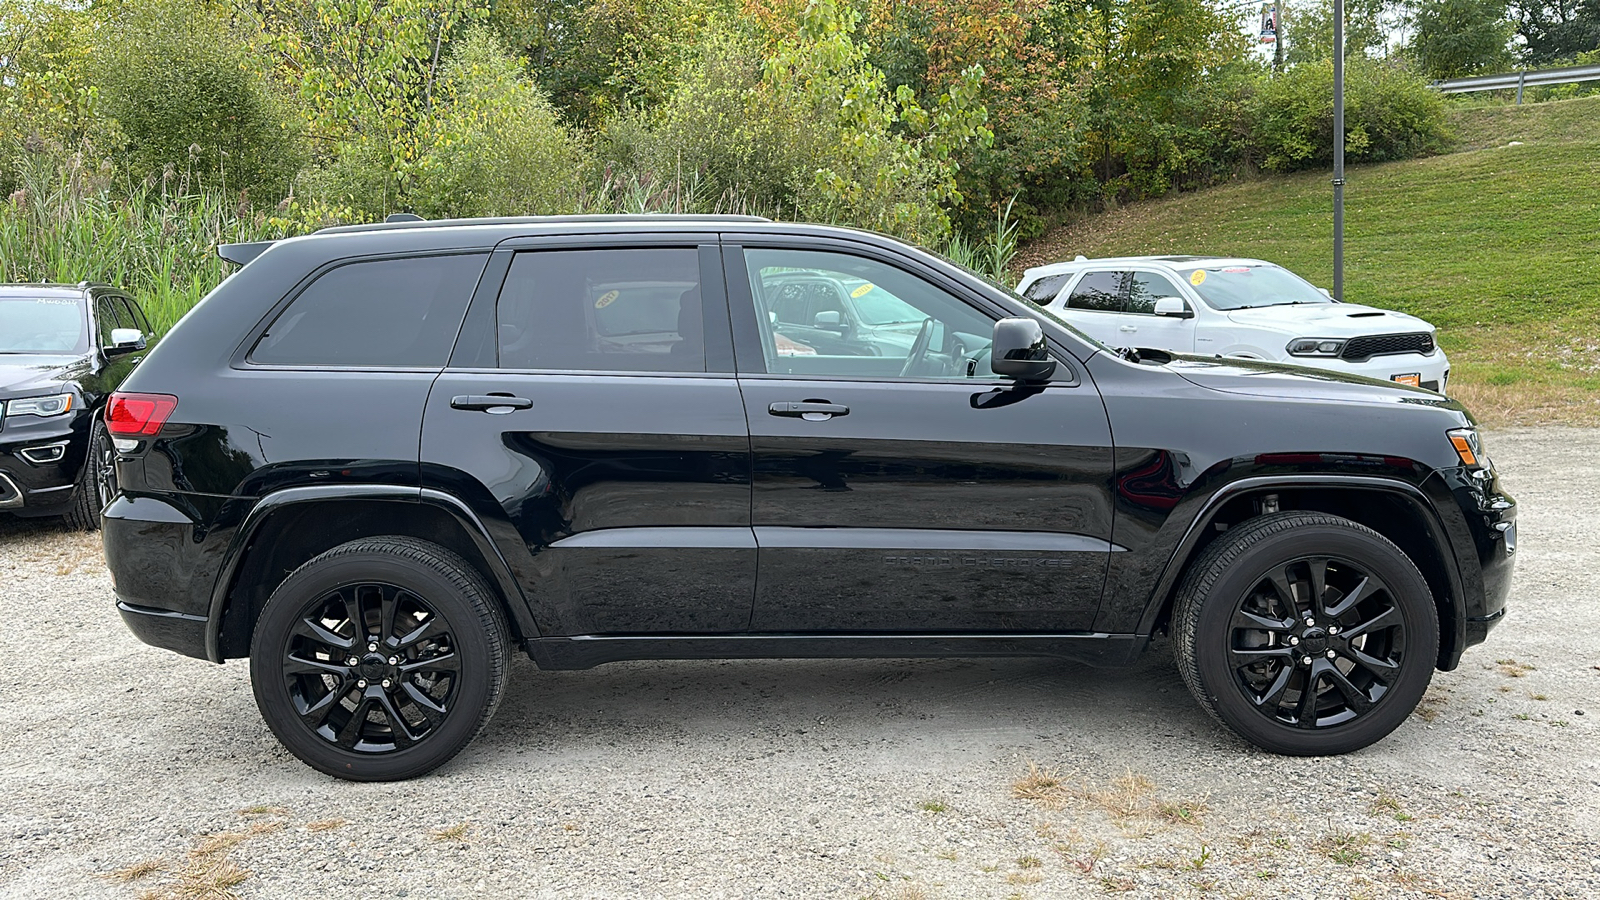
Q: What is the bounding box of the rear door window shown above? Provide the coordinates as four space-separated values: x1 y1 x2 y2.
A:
495 248 707 373
1065 271 1127 313
250 254 487 367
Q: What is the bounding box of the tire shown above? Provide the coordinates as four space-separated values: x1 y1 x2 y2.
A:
1173 512 1438 756
249 537 509 781
62 419 114 532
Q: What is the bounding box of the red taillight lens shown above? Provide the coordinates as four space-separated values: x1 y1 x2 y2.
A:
105 392 178 437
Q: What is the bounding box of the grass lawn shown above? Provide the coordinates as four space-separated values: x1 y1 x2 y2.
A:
1017 95 1600 426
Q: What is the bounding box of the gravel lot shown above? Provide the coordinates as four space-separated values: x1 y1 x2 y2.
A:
1 427 1597 899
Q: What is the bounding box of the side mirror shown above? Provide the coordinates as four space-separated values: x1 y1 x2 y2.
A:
1319 288 1333 298
991 317 1056 382
1154 297 1193 319
105 328 146 357
813 310 847 332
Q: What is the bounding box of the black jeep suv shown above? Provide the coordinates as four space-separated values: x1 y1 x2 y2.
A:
103 216 1516 781
1 282 149 529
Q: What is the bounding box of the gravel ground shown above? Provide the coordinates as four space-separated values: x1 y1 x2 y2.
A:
1 427 1597 900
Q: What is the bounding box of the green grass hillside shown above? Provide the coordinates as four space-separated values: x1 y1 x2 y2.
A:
1018 96 1600 426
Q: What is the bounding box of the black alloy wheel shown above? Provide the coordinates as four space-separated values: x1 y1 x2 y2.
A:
64 420 114 531
1174 512 1438 756
250 537 508 780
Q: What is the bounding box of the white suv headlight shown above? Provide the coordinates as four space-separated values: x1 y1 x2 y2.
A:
4 393 74 417
1287 338 1346 357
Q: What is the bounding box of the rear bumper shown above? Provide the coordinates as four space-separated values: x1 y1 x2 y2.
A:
116 600 210 660
104 493 227 661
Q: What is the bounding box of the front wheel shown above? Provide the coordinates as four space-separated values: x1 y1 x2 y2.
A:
62 419 115 531
249 537 509 780
1173 512 1438 756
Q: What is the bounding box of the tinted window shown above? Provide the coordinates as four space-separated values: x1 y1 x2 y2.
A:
120 296 152 335
251 254 486 367
1178 263 1331 310
743 248 1000 380
1022 273 1070 304
1126 272 1184 315
96 297 129 345
1066 272 1126 312
497 248 705 373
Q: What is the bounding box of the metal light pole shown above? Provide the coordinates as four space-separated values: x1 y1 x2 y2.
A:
1332 0 1346 301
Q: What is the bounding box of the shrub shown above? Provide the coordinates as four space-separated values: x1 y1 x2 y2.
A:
1249 59 1452 173
95 0 301 201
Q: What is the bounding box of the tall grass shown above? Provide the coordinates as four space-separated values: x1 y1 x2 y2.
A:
0 153 289 335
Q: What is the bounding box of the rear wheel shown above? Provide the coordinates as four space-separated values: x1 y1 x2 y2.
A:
62 420 114 532
249 537 509 780
1174 512 1438 756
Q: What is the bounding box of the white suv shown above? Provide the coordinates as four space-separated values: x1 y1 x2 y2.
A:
1017 256 1450 393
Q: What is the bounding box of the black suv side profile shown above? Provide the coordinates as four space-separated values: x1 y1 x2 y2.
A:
1 282 148 529
103 216 1516 781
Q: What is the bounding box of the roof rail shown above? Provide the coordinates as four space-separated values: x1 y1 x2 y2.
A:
314 213 772 235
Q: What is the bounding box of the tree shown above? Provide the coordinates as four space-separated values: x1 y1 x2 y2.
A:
1407 0 1514 79
1285 0 1394 65
1510 0 1600 65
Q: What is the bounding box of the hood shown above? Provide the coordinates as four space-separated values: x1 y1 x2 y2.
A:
1164 353 1464 411
0 355 85 396
1224 302 1434 336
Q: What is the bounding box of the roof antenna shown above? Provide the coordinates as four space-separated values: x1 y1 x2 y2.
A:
386 213 424 223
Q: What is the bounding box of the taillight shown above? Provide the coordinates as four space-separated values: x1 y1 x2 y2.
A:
105 392 178 437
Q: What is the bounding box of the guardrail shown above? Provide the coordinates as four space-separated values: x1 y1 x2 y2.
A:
1432 63 1600 103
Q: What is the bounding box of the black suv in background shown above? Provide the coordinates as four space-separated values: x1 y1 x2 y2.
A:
1 283 148 529
103 216 1516 780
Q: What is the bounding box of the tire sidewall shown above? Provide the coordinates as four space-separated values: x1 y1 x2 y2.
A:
250 549 497 781
1193 524 1439 756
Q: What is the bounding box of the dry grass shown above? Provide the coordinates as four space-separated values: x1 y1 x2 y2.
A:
1496 658 1535 677
430 821 471 841
127 828 258 900
306 818 349 832
235 805 288 817
188 832 249 859
1317 829 1372 865
1413 688 1449 722
1012 762 1208 830
103 858 167 882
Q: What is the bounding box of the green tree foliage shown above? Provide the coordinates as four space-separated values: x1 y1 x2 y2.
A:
410 29 583 217
95 0 302 200
1408 0 1515 79
1511 0 1600 65
1251 57 1452 171
1284 0 1394 65
0 1 105 192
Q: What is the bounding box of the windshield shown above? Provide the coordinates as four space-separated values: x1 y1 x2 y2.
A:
836 279 924 325
0 296 89 354
1180 264 1331 311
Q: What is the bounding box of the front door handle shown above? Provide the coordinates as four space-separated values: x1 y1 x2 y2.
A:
1118 324 1138 333
768 401 849 420
451 394 533 413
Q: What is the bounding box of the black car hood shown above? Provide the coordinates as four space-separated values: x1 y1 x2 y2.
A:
0 355 86 396
1163 354 1463 412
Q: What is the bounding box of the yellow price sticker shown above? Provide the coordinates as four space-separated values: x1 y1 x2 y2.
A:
1189 270 1207 286
594 290 619 309
851 283 875 298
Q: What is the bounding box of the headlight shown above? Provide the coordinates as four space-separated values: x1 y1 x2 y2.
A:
4 393 74 417
1447 427 1491 470
1287 338 1346 357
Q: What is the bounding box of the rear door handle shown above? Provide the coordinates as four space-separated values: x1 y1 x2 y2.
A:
451 394 533 413
768 401 849 419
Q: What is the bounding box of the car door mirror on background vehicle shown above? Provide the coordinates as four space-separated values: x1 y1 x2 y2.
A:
991 317 1056 382
813 310 848 332
1154 298 1194 319
105 328 146 357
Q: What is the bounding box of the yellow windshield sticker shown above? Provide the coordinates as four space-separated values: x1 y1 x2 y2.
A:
851 283 875 298
594 290 619 309
1189 270 1207 286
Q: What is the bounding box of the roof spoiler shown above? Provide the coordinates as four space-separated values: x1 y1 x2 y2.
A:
217 241 275 267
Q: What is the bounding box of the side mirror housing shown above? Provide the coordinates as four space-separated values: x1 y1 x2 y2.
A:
1154 297 1193 319
991 317 1056 382
813 310 847 332
105 328 146 357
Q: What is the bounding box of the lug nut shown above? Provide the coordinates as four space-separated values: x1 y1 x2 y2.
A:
381 679 392 689
1304 617 1316 627
1301 656 1313 666
357 679 367 688
1326 650 1337 659
1289 636 1301 646
368 641 378 652
1328 625 1341 635
346 656 359 666
388 656 399 665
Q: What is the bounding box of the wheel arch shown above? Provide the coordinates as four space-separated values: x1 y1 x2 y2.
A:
1138 476 1467 671
208 486 535 662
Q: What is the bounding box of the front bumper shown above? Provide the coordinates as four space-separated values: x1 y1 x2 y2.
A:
1434 462 1516 659
1291 349 1451 394
0 411 90 513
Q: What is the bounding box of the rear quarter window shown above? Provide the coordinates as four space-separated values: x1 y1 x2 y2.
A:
250 254 487 367
1021 273 1071 305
